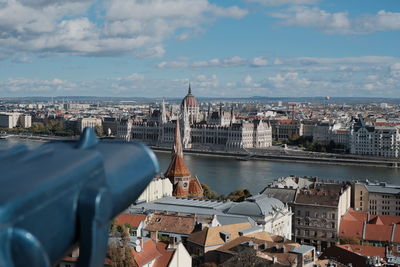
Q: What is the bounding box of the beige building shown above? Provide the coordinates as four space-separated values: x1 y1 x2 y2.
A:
352 180 400 216
137 177 173 203
78 117 102 132
293 182 351 251
272 120 304 141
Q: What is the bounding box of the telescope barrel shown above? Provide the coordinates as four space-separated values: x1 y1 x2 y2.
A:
0 128 159 267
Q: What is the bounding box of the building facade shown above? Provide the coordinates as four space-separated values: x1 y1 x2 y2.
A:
350 119 400 158
293 183 351 251
117 87 272 151
0 113 32 128
352 180 400 216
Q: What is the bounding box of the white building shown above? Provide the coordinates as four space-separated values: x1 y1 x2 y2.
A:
350 119 400 158
117 87 272 151
78 117 102 132
225 194 293 240
0 113 32 128
137 177 173 203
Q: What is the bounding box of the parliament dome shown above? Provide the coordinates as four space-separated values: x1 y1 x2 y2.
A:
181 84 198 108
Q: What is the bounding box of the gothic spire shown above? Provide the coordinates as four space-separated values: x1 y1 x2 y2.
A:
188 82 192 95
172 119 183 158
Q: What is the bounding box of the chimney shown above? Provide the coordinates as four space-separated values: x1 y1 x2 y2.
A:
362 221 367 240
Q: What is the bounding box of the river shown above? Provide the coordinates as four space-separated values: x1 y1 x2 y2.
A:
1 138 399 195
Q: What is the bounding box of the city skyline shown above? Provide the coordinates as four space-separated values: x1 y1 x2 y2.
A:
1 0 400 97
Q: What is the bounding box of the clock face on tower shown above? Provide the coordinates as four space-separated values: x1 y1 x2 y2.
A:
183 182 188 188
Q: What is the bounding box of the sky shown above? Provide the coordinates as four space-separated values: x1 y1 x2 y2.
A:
0 0 400 98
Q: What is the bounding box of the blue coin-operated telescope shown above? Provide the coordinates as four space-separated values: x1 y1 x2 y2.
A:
0 128 159 267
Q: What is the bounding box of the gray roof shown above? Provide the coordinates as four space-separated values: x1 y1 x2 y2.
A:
290 245 314 254
261 187 297 204
226 194 285 217
128 196 234 216
216 214 257 226
365 185 400 194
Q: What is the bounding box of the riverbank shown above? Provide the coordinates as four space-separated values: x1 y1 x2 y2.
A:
3 134 398 168
151 146 400 168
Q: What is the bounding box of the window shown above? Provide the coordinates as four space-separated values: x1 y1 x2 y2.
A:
331 213 335 219
331 222 335 229
305 211 310 217
297 210 301 216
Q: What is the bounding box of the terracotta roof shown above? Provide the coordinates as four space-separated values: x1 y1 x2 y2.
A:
153 242 175 267
364 224 392 241
369 216 384 225
340 209 400 243
165 155 191 178
172 183 188 198
339 220 363 239
189 177 203 197
131 239 162 267
187 222 253 247
144 213 196 235
115 214 147 228
336 244 385 258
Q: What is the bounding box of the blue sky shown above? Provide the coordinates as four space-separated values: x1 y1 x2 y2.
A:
0 0 399 98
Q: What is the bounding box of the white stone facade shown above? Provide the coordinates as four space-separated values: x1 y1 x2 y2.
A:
0 113 31 128
350 121 400 158
117 110 272 151
137 177 173 203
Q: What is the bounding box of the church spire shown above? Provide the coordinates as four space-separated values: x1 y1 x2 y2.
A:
188 82 192 95
172 119 183 158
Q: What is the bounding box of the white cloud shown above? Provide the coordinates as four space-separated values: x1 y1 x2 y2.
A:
273 58 282 65
247 0 317 6
390 63 400 78
267 72 311 88
250 57 268 67
0 0 247 58
270 6 400 34
157 61 188 68
158 56 271 68
243 75 253 85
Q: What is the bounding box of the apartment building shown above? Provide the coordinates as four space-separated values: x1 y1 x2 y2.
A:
352 180 400 216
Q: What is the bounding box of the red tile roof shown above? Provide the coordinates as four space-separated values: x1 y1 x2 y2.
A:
115 214 146 228
337 244 385 258
153 242 175 267
173 183 188 198
189 177 203 197
364 224 392 241
340 209 400 243
165 155 192 178
131 239 162 267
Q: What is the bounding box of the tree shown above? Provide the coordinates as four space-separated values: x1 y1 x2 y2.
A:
227 189 252 202
201 183 220 200
108 225 135 267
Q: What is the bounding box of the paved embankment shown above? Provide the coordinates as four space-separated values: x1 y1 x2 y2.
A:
151 146 400 168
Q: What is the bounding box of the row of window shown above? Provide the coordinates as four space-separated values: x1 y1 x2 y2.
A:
296 229 336 239
297 210 335 219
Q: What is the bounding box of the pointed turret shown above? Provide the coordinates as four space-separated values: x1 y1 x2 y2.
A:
165 120 191 183
172 119 184 158
188 82 192 95
161 99 167 124
164 119 203 198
